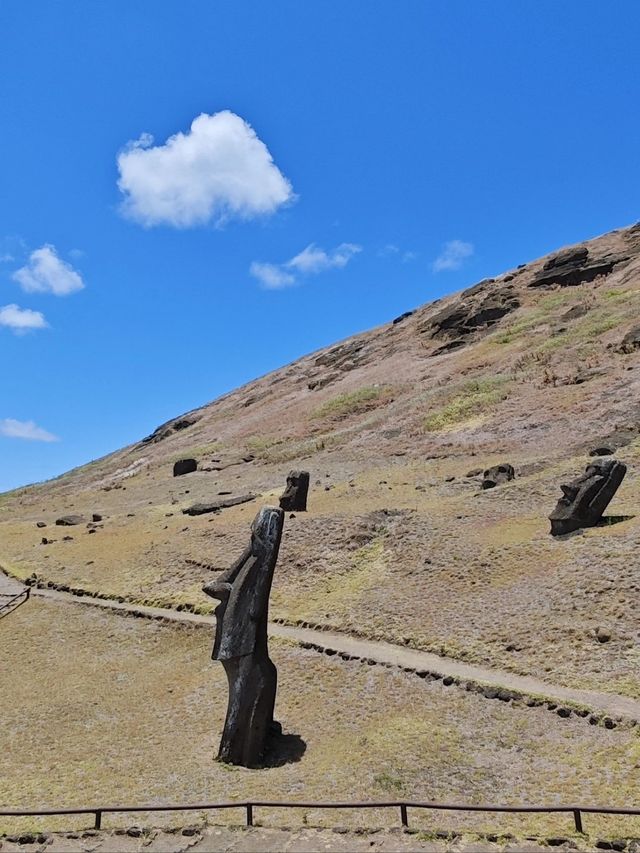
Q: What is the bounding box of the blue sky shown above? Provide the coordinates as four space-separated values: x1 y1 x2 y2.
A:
1 1 639 491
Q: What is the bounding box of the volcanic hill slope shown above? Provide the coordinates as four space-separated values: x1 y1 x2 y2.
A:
3 222 640 698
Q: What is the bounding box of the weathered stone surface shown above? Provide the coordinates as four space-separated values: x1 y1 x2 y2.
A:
279 470 310 512
589 447 615 457
55 515 84 526
616 325 640 353
529 247 626 288
202 506 284 767
392 310 414 325
424 284 520 344
141 415 199 445
173 458 198 477
549 459 627 536
481 464 515 490
183 494 256 516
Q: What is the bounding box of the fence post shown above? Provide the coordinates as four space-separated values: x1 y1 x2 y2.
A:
246 804 253 827
94 810 102 830
400 804 408 828
573 809 584 834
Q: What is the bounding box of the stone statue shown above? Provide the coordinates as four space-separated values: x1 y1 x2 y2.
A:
202 506 284 766
549 459 627 536
279 470 310 511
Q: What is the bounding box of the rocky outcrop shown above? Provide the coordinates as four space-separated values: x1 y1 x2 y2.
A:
423 282 520 345
173 458 198 477
481 464 515 490
279 470 310 511
549 460 627 536
616 326 640 353
141 415 199 445
529 247 627 288
202 506 284 767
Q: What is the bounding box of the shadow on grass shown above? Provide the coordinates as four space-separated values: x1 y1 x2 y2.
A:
262 728 307 768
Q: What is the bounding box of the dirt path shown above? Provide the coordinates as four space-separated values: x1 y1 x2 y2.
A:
23 584 640 722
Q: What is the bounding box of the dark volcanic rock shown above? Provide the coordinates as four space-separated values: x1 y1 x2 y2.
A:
183 494 257 516
589 447 615 457
529 247 626 288
55 515 84 526
392 310 414 325
481 464 515 490
141 415 199 445
616 326 640 353
426 285 520 342
279 470 310 511
173 458 198 477
549 459 627 536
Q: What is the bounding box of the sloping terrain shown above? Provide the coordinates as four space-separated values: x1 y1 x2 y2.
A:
2 222 640 698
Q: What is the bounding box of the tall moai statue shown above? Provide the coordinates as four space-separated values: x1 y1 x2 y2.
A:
202 506 284 767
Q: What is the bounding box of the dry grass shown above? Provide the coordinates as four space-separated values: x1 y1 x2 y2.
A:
2 597 640 840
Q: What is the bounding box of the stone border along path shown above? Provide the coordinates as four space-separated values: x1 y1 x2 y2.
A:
8 576 638 726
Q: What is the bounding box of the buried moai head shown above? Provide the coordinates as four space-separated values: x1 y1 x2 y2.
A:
279 470 310 512
549 459 627 536
203 506 284 661
481 463 515 490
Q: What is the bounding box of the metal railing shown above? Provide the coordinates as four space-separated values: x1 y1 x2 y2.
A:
2 799 640 835
0 586 29 619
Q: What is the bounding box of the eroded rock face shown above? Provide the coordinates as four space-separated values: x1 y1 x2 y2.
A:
529 247 627 288
279 470 310 512
481 464 515 490
616 326 640 353
173 458 198 477
549 460 627 536
141 415 199 445
202 506 284 767
424 282 520 345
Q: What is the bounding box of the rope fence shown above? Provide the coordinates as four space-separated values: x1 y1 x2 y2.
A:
0 586 29 619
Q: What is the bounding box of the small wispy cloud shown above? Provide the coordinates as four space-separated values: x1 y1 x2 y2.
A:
117 110 294 228
12 245 84 296
0 418 59 442
432 239 474 272
0 304 48 334
402 250 418 263
378 244 418 263
0 253 14 263
250 242 362 290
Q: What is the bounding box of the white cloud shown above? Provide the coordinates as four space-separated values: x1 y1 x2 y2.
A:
12 245 84 295
0 418 59 442
0 253 14 263
250 242 362 290
117 110 294 228
249 262 295 290
0 304 48 333
432 239 474 272
402 250 418 263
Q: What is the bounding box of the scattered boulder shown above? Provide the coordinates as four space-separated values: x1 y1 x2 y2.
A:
55 515 84 526
616 326 640 353
36 521 46 528
481 464 515 490
182 494 257 516
561 302 591 322
549 459 627 536
279 470 310 511
589 447 615 457
173 458 198 477
92 513 103 522
595 626 612 644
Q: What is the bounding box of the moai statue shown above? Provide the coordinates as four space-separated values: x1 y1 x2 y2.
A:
481 463 515 490
549 459 627 536
279 470 310 511
202 506 284 766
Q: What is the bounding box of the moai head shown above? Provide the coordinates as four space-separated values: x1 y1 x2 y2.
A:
549 459 627 536
481 463 515 490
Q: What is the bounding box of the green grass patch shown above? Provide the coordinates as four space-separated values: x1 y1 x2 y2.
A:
423 377 510 432
311 386 393 420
